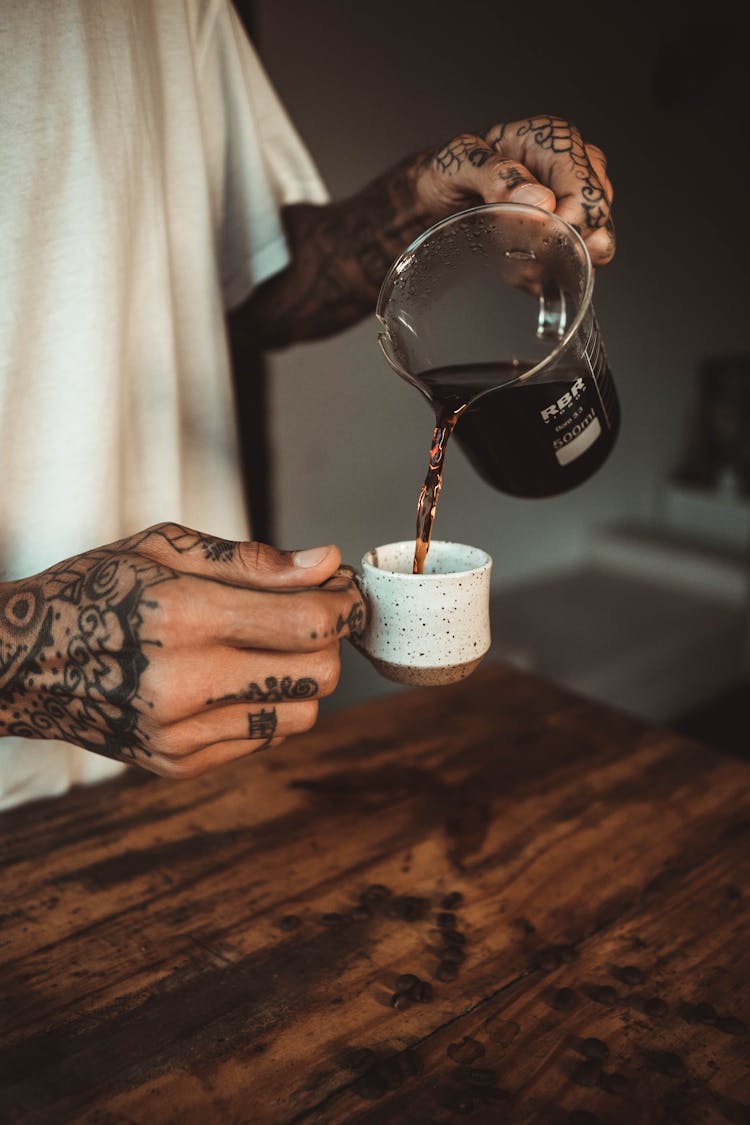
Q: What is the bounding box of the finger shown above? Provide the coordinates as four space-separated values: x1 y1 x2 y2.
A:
148 737 286 779
152 642 342 722
188 575 366 650
127 522 343 589
432 133 556 210
497 117 612 236
585 143 613 204
159 699 319 758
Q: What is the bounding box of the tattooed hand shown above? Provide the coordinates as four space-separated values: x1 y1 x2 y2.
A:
415 115 615 266
0 524 365 778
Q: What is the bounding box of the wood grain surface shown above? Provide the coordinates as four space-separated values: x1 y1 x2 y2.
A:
1 662 748 1125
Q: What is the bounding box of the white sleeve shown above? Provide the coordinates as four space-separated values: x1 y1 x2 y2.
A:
197 1 329 309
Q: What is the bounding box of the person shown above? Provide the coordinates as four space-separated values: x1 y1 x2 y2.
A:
0 1 615 809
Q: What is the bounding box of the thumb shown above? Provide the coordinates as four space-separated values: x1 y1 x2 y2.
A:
131 523 342 589
442 135 556 210
237 541 343 589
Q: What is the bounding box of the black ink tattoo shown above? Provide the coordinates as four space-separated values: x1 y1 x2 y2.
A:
515 115 609 229
336 600 366 638
248 707 277 749
0 523 240 766
207 676 318 706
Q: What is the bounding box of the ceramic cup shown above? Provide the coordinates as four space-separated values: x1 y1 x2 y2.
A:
354 540 492 686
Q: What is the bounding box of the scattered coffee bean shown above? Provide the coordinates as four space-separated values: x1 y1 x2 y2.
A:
645 996 668 1018
441 945 466 964
442 891 464 909
353 1069 386 1100
447 1037 485 1064
648 1050 685 1078
466 1067 496 1086
408 980 434 1003
390 991 411 1010
278 914 301 931
395 973 419 994
592 985 617 1006
478 1086 511 1104
694 1001 717 1023
442 929 466 945
581 1037 609 1061
568 1112 602 1125
716 1016 746 1036
602 1071 631 1096
389 895 429 921
556 943 577 963
436 912 457 928
618 964 646 985
379 1056 406 1090
320 912 345 926
535 947 560 972
436 960 459 982
364 883 391 900
401 1050 424 1077
572 1060 602 1087
345 1047 376 1071
553 987 578 1011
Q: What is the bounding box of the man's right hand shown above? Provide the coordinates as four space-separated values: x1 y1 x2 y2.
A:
0 524 365 778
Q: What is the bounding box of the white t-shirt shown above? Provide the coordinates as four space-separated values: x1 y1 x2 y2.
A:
0 0 327 809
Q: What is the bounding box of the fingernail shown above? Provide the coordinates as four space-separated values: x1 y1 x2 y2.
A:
511 184 554 207
293 545 332 568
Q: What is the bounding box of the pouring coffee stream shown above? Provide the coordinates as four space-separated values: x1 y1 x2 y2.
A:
376 203 621 575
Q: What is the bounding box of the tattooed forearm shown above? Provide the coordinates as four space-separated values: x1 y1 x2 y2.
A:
237 156 432 348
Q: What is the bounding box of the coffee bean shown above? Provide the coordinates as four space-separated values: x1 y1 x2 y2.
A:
581 1037 609 1061
278 914 301 931
466 1067 496 1086
553 987 578 1011
401 1050 424 1077
379 1056 405 1090
535 947 560 972
320 912 345 926
441 945 466 964
390 991 410 1010
478 1086 511 1103
408 980 434 1003
694 1001 716 1023
447 1036 485 1064
364 883 391 900
592 984 617 1006
618 964 646 985
389 895 429 921
568 1112 602 1125
572 1060 601 1087
436 960 459 982
645 996 668 1018
443 929 466 945
345 1047 376 1071
716 1016 746 1036
450 1092 476 1115
602 1071 631 1096
395 973 419 993
649 1050 685 1077
442 891 464 909
353 1069 386 1100
436 912 457 928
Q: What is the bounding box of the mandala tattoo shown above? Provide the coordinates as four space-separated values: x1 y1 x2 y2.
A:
0 523 239 765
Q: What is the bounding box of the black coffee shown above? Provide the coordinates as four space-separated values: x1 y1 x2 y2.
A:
412 359 619 573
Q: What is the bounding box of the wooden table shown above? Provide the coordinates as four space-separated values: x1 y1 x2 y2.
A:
1 663 748 1124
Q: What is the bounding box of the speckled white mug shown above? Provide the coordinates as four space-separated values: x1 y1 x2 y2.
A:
355 541 492 686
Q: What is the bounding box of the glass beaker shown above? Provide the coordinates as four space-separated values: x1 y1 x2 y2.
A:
376 202 619 498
